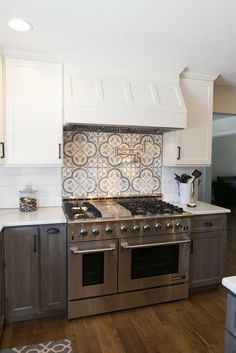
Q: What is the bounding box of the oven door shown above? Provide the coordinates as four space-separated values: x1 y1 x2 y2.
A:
118 234 190 293
68 239 118 300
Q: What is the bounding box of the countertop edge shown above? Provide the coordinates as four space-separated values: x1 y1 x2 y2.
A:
0 206 66 233
222 276 236 295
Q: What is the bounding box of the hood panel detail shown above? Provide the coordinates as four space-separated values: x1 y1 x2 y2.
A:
64 59 187 131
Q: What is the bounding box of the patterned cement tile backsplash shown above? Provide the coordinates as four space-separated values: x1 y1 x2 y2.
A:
62 131 162 197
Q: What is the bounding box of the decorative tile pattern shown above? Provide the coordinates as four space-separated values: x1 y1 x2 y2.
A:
62 131 162 197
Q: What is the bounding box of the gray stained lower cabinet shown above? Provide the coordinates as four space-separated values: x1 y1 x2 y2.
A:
0 232 5 337
4 224 66 323
225 292 236 353
190 214 227 289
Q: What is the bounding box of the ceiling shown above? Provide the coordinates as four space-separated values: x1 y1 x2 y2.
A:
1 0 236 85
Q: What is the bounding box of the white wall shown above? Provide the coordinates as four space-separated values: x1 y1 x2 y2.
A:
0 167 61 208
212 135 236 180
214 85 236 115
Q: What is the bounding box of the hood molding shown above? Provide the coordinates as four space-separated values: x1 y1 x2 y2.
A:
64 59 188 130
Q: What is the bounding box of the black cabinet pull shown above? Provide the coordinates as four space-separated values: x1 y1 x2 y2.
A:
47 228 60 234
190 239 193 254
33 234 37 252
0 142 5 159
203 222 213 227
177 146 181 160
58 143 62 159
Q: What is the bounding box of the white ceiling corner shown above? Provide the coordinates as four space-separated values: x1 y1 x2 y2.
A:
0 0 236 85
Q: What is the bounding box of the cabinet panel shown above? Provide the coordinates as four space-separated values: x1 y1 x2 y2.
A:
191 214 227 233
226 293 236 338
0 57 4 164
5 58 63 165
163 77 214 166
40 225 67 313
225 331 236 353
190 230 226 289
0 232 4 336
4 227 39 322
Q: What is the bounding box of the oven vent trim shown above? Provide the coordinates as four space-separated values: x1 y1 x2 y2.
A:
64 123 181 134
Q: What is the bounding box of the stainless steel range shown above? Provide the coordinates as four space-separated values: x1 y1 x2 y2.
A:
64 196 191 319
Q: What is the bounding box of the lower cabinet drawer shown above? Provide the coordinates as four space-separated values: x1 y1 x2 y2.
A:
225 330 236 353
226 293 236 338
191 214 227 233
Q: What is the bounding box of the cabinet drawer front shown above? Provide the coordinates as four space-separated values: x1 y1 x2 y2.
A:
225 330 236 353
226 293 236 338
191 214 227 232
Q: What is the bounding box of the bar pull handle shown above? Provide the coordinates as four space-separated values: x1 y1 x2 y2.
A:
203 222 213 227
33 234 37 252
0 142 5 159
58 143 62 159
70 247 116 255
177 146 181 160
121 239 191 250
47 228 60 234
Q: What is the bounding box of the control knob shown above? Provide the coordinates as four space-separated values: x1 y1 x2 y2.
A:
165 222 173 230
92 228 99 236
155 223 162 231
143 224 151 231
105 226 113 234
120 225 128 233
132 224 140 233
80 228 88 237
175 222 183 230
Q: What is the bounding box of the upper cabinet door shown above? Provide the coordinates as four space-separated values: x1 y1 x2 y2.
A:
0 57 4 164
163 77 214 166
5 58 63 165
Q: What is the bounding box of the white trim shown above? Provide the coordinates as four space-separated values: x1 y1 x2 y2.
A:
181 70 219 82
3 48 62 63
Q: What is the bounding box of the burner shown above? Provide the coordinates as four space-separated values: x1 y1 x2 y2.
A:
117 198 184 216
64 201 102 220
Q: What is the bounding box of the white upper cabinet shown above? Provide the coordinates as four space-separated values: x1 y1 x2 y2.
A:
0 57 4 164
64 59 187 129
4 58 63 166
163 75 215 166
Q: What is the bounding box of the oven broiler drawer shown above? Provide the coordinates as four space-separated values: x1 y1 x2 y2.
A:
118 234 191 293
68 239 118 300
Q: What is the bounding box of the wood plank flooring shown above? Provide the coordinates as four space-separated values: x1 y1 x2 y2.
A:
1 212 236 353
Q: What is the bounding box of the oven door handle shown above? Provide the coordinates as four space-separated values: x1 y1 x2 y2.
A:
121 239 191 250
70 246 116 254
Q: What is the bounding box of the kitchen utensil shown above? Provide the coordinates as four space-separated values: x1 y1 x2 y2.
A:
187 176 195 183
192 169 202 180
174 173 182 182
181 174 192 183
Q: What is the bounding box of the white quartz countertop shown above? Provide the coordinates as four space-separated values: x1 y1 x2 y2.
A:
0 201 230 233
172 201 231 215
222 276 236 294
0 207 66 232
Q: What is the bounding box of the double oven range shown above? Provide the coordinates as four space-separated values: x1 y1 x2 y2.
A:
64 196 191 319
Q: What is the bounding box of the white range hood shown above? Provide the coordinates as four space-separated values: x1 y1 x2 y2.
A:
63 58 187 133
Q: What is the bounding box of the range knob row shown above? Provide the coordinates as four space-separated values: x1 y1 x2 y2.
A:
79 221 185 237
80 226 113 237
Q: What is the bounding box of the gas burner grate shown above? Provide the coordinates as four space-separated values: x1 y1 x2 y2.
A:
117 198 184 216
64 201 102 220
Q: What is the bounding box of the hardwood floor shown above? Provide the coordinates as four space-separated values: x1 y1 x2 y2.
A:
1 213 236 353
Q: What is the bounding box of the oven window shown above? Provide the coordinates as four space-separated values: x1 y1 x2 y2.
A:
82 252 104 286
131 244 179 279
